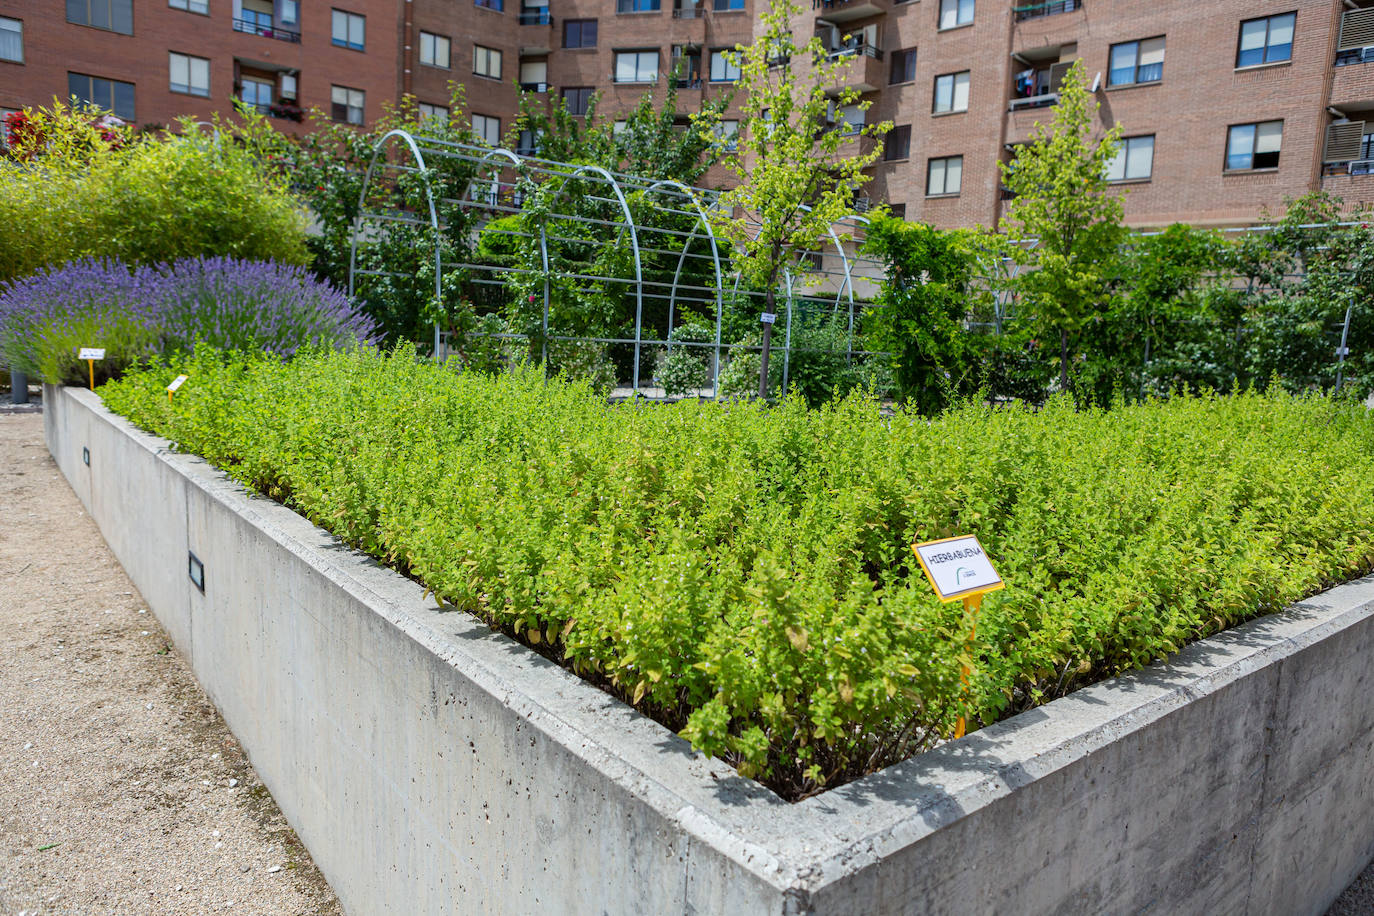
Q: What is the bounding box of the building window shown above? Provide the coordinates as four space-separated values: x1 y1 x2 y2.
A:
476 0 504 9
1237 13 1295 68
933 71 969 113
472 113 501 144
418 102 449 124
617 0 660 11
516 128 540 154
614 50 658 83
1105 135 1154 181
474 45 503 78
67 72 135 120
713 0 744 9
169 52 210 97
562 86 594 116
420 31 450 68
709 49 740 82
1226 120 1282 170
239 76 272 111
331 85 364 124
890 48 916 85
238 0 273 32
0 17 22 63
938 0 974 30
927 156 962 195
331 9 365 50
66 0 133 34
1 108 18 146
169 0 209 13
884 125 911 161
563 19 597 48
1363 131 1374 161
519 59 548 89
1108 37 1164 86
714 119 739 150
279 0 298 24
889 203 907 219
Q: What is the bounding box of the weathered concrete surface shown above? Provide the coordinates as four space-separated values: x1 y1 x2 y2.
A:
47 384 1374 915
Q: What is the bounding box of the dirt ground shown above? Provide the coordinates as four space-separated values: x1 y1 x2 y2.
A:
0 408 341 916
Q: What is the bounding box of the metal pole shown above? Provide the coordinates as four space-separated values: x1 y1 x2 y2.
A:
782 271 794 392
1336 296 1354 395
9 370 28 405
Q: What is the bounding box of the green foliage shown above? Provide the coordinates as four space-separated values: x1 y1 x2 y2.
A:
655 322 716 396
717 313 864 407
102 348 1374 799
1000 60 1125 393
0 101 308 282
862 214 996 412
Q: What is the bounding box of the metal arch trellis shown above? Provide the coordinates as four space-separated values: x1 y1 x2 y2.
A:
347 127 883 399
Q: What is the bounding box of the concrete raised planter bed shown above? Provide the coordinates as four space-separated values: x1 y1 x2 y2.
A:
45 383 1374 915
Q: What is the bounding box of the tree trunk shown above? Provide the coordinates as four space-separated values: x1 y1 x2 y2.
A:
758 285 775 400
1059 328 1069 393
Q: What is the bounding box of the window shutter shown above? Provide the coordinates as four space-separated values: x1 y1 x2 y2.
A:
1325 121 1366 162
1047 61 1072 93
1339 8 1374 51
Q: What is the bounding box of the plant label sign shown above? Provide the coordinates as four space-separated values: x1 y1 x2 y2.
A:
912 535 1004 602
78 348 106 360
167 375 189 394
760 312 777 324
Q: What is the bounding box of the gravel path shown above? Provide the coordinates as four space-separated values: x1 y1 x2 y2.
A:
0 410 341 916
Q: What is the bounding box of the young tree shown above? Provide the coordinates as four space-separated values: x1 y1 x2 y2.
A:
710 0 889 398
1000 59 1125 393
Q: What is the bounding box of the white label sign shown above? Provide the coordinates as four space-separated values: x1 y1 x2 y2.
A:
913 535 1003 602
78 348 106 360
760 312 777 324
167 375 189 393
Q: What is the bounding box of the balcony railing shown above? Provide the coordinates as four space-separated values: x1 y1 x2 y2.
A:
518 9 552 24
232 18 300 42
1325 159 1374 176
1014 0 1080 22
611 73 659 84
1335 46 1374 67
1009 91 1058 110
673 76 703 88
826 42 883 61
672 6 704 16
519 81 549 92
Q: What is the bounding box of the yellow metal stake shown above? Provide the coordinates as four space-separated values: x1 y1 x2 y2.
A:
87 359 95 391
952 591 984 740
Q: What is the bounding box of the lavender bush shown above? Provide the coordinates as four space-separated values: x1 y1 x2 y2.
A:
0 257 377 385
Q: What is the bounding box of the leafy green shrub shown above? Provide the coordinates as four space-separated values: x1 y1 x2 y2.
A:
101 347 1374 799
0 102 308 282
655 322 715 396
717 314 861 406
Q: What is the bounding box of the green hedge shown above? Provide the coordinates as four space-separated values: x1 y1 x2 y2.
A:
100 347 1374 799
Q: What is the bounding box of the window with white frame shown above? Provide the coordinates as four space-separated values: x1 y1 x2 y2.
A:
169 52 210 97
331 9 365 50
938 0 974 30
830 101 863 134
709 48 740 82
1108 37 1164 86
279 0 298 23
714 119 739 150
927 155 962 195
240 76 272 110
474 45 502 78
331 85 364 124
519 59 548 89
170 0 209 14
418 102 449 124
472 113 500 144
0 17 22 62
1237 12 1295 68
1226 120 1282 170
420 31 450 68
1105 135 1154 181
933 70 969 113
614 50 658 83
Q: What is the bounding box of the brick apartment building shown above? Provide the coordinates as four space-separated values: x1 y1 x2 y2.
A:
1 0 1372 230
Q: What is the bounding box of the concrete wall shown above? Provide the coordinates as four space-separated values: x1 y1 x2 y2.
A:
47 384 1374 916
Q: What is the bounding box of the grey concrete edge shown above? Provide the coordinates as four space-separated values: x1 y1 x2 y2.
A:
52 384 1374 901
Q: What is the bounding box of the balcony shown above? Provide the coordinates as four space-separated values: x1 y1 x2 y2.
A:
1009 58 1069 110
1337 47 1374 67
232 18 300 42
518 9 551 24
673 76 704 89
1013 0 1080 22
824 43 884 93
811 0 890 24
673 5 704 16
1323 159 1374 176
519 81 549 92
1337 9 1374 65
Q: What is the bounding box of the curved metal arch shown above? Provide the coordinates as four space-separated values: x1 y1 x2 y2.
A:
349 128 444 355
643 179 727 398
536 163 646 390
462 146 524 207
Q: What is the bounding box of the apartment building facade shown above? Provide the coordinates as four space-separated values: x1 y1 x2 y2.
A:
783 0 1374 228
1 0 1373 230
